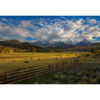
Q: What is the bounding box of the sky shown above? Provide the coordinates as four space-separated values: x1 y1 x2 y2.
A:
0 16 100 43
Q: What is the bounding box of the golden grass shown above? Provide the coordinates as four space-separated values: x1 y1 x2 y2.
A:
96 50 100 54
0 52 84 72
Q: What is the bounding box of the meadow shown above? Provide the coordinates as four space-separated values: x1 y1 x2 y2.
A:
1 51 100 84
0 52 83 73
18 53 100 84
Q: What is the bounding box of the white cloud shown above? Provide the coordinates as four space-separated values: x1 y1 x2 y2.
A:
88 19 97 24
1 18 7 22
20 20 33 27
0 17 100 43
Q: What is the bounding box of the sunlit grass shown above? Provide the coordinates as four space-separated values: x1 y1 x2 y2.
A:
0 52 83 72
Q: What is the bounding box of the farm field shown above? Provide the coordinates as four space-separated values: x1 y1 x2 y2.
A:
0 52 83 73
1 51 100 84
18 54 100 84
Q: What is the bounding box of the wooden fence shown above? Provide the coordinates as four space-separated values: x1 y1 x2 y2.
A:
0 57 99 84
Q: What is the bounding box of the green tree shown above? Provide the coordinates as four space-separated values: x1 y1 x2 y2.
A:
91 48 96 53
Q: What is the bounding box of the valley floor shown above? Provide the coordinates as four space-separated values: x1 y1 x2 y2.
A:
18 55 100 84
0 52 82 73
1 52 100 84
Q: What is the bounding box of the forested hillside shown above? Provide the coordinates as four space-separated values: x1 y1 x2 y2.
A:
66 43 100 51
0 40 49 53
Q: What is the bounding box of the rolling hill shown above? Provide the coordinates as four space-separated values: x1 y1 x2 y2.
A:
0 40 49 52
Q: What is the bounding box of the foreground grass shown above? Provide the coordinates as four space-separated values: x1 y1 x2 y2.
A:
0 52 83 72
17 55 100 84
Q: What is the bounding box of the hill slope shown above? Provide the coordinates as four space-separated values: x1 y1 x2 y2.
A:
66 43 100 51
0 40 49 52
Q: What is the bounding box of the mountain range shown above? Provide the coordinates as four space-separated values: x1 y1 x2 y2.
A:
32 39 94 49
0 39 100 52
0 40 49 52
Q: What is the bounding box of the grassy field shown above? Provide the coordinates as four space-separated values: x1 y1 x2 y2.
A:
0 52 84 73
18 54 100 84
0 51 100 84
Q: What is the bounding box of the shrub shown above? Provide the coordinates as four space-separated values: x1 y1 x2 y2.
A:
97 76 100 83
90 48 96 53
82 76 88 81
78 53 92 58
95 50 100 54
88 78 97 84
0 47 14 53
85 71 93 77
81 81 87 84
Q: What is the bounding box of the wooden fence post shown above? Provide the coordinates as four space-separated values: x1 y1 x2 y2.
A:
51 64 53 70
62 61 64 69
69 60 72 65
4 71 7 83
72 60 74 65
11 72 14 82
0 74 2 83
48 64 51 72
56 63 58 71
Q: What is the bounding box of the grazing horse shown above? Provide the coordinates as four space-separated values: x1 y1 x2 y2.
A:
24 60 29 63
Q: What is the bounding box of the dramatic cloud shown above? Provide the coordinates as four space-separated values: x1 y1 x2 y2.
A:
0 17 100 43
88 19 97 24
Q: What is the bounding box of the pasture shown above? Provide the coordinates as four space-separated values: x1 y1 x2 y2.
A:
0 51 100 84
0 52 83 73
18 54 100 84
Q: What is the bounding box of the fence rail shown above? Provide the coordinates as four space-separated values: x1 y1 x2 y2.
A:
0 57 99 84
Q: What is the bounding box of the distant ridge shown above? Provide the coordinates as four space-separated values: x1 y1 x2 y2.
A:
76 39 94 46
0 39 99 52
0 40 49 52
32 39 94 49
